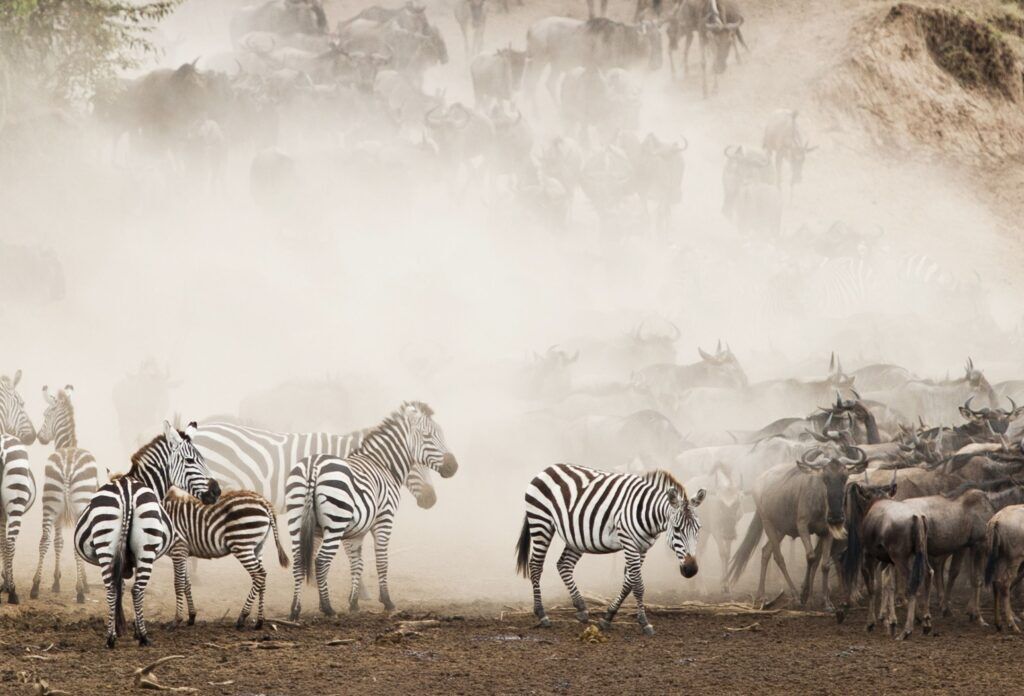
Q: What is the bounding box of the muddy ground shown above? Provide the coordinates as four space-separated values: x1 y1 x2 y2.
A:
2 593 1020 695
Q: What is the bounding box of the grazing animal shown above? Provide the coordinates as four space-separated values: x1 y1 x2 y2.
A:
0 370 37 445
985 504 1024 632
74 421 221 647
470 47 527 107
840 477 932 639
667 0 746 82
0 435 35 604
230 0 327 44
721 145 772 217
515 465 705 635
636 342 748 411
762 109 816 189
454 0 487 57
689 463 743 593
32 385 103 603
727 443 867 609
286 402 458 619
164 489 289 629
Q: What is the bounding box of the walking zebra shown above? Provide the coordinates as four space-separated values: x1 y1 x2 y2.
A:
0 370 37 445
515 465 705 635
32 385 103 602
0 435 36 604
74 421 221 647
286 402 458 619
164 489 289 629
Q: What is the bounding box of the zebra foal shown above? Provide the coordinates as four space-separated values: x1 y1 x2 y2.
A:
515 464 705 635
164 489 289 629
0 434 36 604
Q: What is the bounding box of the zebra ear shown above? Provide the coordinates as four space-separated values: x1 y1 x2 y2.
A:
163 420 182 445
667 487 680 507
185 421 198 439
690 488 707 507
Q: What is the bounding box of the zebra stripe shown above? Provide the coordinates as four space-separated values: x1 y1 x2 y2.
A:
191 423 436 511
0 370 36 445
285 402 458 619
164 489 289 629
0 434 36 604
515 464 705 635
73 421 220 647
32 385 102 602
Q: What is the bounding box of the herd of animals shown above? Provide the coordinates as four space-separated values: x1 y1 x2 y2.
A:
97 0 807 237
5 342 1024 646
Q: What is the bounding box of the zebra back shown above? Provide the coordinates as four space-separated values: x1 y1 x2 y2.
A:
0 434 36 522
0 371 36 445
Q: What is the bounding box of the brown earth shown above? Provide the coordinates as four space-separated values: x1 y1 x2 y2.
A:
1 596 1021 695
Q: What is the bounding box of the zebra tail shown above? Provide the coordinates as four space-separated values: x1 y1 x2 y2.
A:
515 515 531 579
985 522 1001 587
299 460 318 585
111 506 131 638
268 507 290 569
726 513 764 588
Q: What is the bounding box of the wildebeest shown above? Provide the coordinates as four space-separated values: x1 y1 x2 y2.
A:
985 503 1024 631
523 346 579 402
470 47 526 107
865 358 998 425
231 0 327 45
238 377 351 432
727 442 867 608
560 67 640 142
338 13 448 85
567 409 690 471
111 360 182 450
689 463 744 593
525 17 662 102
337 1 430 33
839 476 932 639
763 109 816 189
617 132 687 232
634 341 746 413
454 0 487 57
667 0 746 86
721 145 772 218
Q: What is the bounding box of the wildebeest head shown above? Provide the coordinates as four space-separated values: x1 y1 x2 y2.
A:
335 41 393 91
722 145 772 214
797 443 867 537
958 396 1024 436
704 18 740 74
697 339 747 388
665 484 706 577
638 21 664 70
826 352 856 390
631 318 681 362
0 370 36 445
283 0 327 34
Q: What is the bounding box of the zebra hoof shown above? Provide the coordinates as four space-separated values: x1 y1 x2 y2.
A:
253 619 264 631
30 582 40 600
106 635 116 649
322 605 336 617
348 602 359 614
923 622 932 635
835 608 846 625
52 581 61 593
236 614 248 629
289 608 301 621
188 614 196 626
138 634 152 647
76 592 85 604
537 616 552 628
642 624 655 637
598 618 612 631
575 610 590 624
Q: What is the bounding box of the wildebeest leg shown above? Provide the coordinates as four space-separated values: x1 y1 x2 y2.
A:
556 547 589 622
698 34 709 98
968 545 987 625
920 556 933 635
716 535 733 595
756 540 772 604
587 0 595 18
601 0 608 16
881 565 898 636
696 530 710 595
683 32 694 77
939 552 957 616
798 529 818 606
818 536 836 612
765 525 800 600
863 557 878 632
896 557 918 640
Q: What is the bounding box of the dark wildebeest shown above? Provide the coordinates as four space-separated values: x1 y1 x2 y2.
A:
0 370 36 445
839 476 932 639
727 442 868 609
560 67 641 142
454 0 487 57
230 0 327 44
721 145 772 218
667 0 745 85
524 346 579 402
616 132 687 232
985 504 1024 632
338 14 448 86
568 409 689 471
763 109 816 189
865 358 998 425
470 47 527 107
524 17 662 103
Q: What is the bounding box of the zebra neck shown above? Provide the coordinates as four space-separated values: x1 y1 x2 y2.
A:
359 426 414 485
55 419 77 449
128 462 170 498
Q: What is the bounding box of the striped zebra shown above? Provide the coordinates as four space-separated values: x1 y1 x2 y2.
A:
286 402 458 619
74 421 221 648
515 465 705 635
0 435 36 604
0 369 36 445
31 385 103 602
164 489 289 629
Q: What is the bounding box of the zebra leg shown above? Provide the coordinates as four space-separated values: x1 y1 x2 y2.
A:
170 543 189 625
528 521 555 627
600 564 633 630
233 547 267 629
52 523 64 593
103 570 119 648
345 536 366 612
556 547 589 623
372 517 396 613
315 529 345 616
75 551 88 603
131 575 153 646
4 522 20 604
625 549 655 636
31 514 54 599
288 528 309 621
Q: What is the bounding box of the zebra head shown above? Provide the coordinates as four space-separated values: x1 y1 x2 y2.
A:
406 465 438 509
38 384 73 446
0 370 36 445
402 401 458 479
163 420 221 504
666 487 705 578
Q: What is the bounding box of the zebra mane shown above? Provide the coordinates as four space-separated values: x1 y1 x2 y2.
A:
401 400 434 417
641 469 687 497
129 431 183 473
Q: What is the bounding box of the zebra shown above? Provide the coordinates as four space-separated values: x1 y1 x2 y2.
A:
74 420 221 647
515 464 705 635
0 369 37 445
286 401 458 620
163 489 289 629
31 385 104 602
0 434 36 604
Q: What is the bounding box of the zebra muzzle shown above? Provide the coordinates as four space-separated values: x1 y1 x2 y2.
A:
200 479 222 504
680 555 698 578
416 486 437 509
439 453 459 478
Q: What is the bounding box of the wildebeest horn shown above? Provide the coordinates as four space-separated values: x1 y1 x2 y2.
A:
424 105 445 126
698 346 713 361
678 136 689 152
829 351 835 373
964 396 977 415
799 447 825 466
1008 396 1018 412
805 429 830 443
840 447 867 467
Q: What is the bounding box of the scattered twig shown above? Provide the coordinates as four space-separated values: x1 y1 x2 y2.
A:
326 638 357 646
267 618 302 628
132 655 197 692
23 655 55 661
202 642 227 650
238 640 297 650
32 679 70 696
207 681 235 687
724 622 761 632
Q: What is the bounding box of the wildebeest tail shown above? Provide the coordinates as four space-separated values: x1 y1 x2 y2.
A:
515 515 531 578
985 522 1001 586
907 514 927 596
726 513 763 587
841 485 865 590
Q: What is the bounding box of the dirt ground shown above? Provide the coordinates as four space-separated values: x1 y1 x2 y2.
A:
2 591 1020 695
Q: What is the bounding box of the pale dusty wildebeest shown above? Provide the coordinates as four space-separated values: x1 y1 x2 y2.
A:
721 145 772 217
865 357 998 425
615 132 688 233
634 340 746 413
231 0 327 44
984 503 1024 632
689 463 744 594
454 0 487 57
111 359 182 450
727 442 867 609
763 109 816 189
839 475 933 639
470 47 527 107
667 0 746 85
